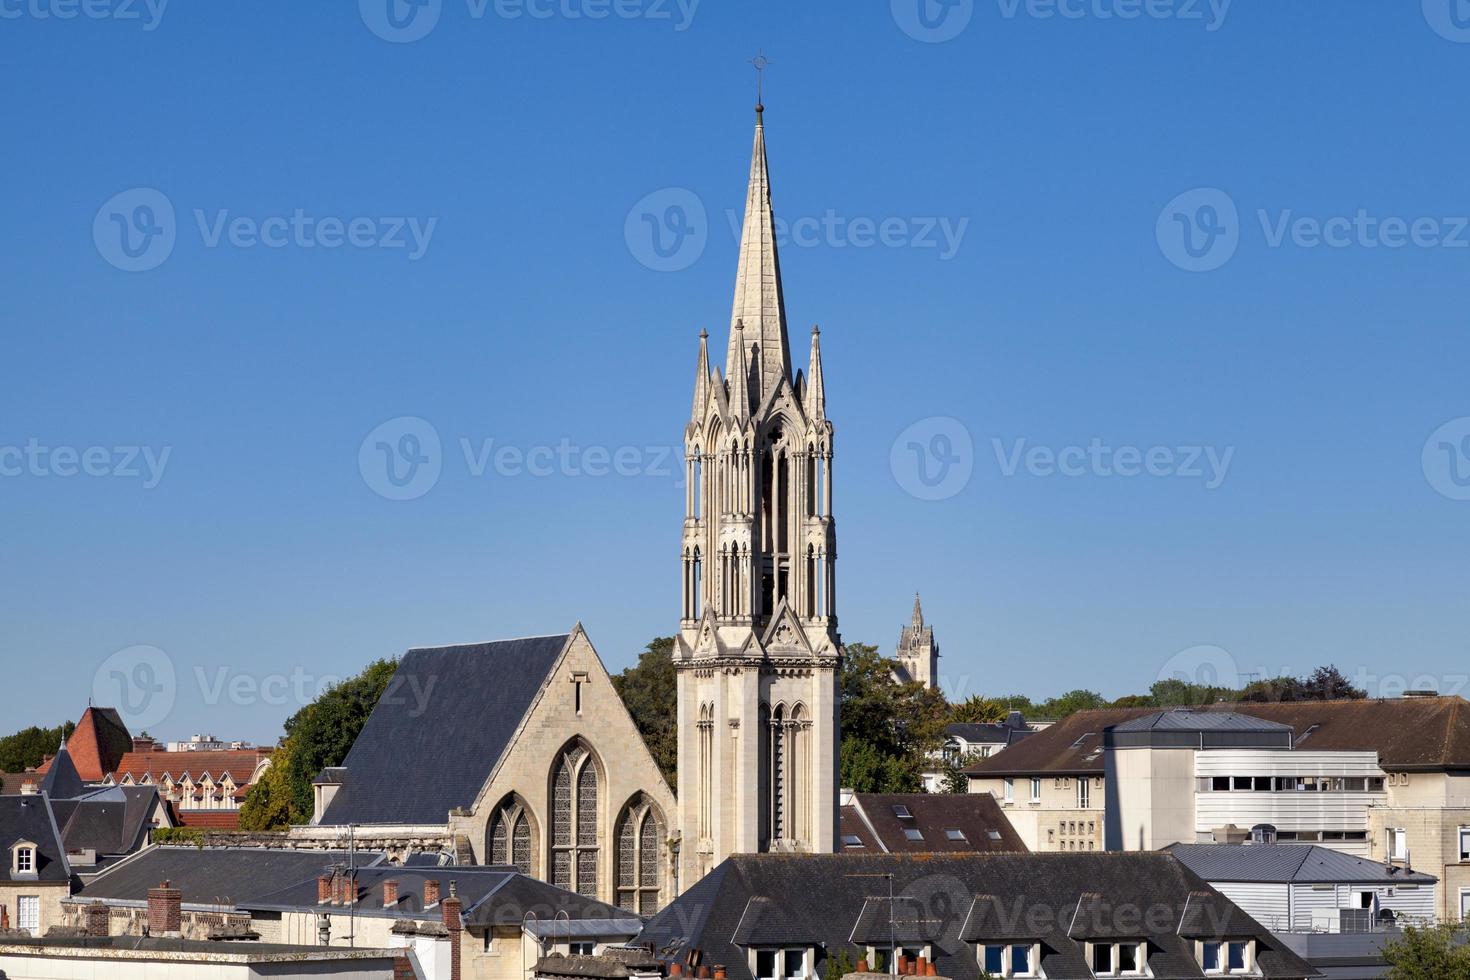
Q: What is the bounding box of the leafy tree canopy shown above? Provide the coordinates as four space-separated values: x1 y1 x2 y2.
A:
1382 922 1470 980
0 722 75 777
611 637 679 790
239 658 398 831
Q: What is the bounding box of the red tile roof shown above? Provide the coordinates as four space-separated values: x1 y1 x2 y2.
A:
112 749 271 787
36 708 133 783
171 809 244 830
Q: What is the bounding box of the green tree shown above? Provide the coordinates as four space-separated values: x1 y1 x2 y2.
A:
949 695 1009 725
0 722 76 775
1038 689 1108 719
1382 922 1470 980
610 637 679 790
239 658 398 830
839 643 949 792
1240 665 1367 704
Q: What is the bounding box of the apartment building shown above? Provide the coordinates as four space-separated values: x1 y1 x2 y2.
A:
967 696 1470 922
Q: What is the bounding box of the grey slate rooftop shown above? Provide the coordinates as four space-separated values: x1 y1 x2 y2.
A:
318 633 571 826
1110 711 1294 733
0 794 69 884
636 852 1319 980
74 846 385 909
1165 844 1440 886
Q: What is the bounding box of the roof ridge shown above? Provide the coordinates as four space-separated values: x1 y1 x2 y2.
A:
406 633 571 652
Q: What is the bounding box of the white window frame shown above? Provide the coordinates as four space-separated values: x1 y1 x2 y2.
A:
1077 778 1090 809
1387 827 1409 862
752 947 811 980
977 943 1039 978
17 895 40 936
1030 778 1042 804
1458 826 1469 863
1003 778 1014 804
13 845 36 875
1091 942 1145 977
1201 939 1254 975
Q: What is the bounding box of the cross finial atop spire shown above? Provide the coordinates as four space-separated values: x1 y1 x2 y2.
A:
749 49 772 116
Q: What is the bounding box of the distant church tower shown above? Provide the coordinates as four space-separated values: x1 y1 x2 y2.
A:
674 101 841 889
893 593 939 690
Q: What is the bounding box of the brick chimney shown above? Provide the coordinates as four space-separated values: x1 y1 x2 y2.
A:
318 873 333 905
147 880 182 937
19 779 37 796
343 871 358 907
423 879 441 907
442 880 463 980
383 879 400 908
84 902 110 938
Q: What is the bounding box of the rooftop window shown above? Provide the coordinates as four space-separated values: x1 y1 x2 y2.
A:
842 834 864 848
891 804 913 819
904 828 924 842
945 829 966 842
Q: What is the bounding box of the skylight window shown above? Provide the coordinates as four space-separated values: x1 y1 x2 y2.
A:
987 830 1003 841
945 829 966 842
892 804 913 819
842 834 864 848
904 828 924 842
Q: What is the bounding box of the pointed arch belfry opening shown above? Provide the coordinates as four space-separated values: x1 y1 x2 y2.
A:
615 793 666 914
549 739 601 898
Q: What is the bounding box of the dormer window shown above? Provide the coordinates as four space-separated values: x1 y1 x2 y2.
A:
1090 942 1145 976
11 841 38 877
979 943 1040 978
1201 940 1253 975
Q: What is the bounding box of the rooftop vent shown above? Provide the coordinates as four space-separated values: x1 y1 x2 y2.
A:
1402 690 1438 699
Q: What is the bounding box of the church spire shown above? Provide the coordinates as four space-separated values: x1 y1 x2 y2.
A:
912 592 924 629
727 104 791 401
805 325 825 420
729 319 754 417
691 328 711 421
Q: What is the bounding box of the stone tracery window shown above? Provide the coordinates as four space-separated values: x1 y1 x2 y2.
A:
488 797 534 876
550 743 600 897
614 795 665 915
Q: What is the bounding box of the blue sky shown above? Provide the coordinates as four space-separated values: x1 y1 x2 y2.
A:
3 0 1469 743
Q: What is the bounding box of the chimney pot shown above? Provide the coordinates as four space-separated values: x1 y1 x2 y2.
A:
423 879 441 907
856 961 869 974
669 964 683 977
318 873 333 905
147 880 183 937
714 968 726 980
84 902 110 938
383 878 400 908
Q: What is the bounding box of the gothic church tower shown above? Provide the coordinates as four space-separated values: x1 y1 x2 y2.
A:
675 103 841 889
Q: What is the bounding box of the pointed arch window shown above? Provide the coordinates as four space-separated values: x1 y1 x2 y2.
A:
615 797 665 915
488 799 534 876
550 743 600 897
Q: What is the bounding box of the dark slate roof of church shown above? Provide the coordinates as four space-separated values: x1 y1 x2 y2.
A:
0 795 70 884
319 633 572 826
53 786 160 859
636 853 1319 980
39 743 87 800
